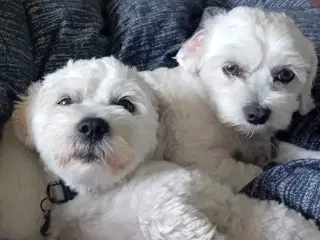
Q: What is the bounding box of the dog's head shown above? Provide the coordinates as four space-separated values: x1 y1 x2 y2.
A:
177 7 317 135
12 57 158 193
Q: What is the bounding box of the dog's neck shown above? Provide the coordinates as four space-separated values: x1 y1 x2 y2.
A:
49 161 146 198
68 179 126 197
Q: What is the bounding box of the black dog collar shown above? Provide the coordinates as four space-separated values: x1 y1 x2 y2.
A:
40 180 78 237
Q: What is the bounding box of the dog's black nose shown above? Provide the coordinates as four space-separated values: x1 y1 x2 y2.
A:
77 117 109 141
243 104 271 125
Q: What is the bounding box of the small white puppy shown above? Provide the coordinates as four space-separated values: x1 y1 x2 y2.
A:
142 7 320 192
11 57 320 240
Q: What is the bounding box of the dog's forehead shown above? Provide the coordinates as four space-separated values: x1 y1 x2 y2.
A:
204 9 308 68
41 57 140 99
95 62 145 100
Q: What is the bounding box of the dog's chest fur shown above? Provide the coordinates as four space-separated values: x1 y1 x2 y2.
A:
51 187 144 240
50 161 202 240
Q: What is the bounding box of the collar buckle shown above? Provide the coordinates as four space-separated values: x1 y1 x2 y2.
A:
46 180 77 204
39 180 77 237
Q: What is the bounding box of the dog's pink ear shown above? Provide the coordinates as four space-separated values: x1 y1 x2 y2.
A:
176 29 205 73
299 45 318 115
12 82 42 148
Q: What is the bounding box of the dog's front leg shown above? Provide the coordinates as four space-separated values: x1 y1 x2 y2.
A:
273 141 320 164
202 183 320 240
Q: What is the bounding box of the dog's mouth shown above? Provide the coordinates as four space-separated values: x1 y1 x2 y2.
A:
68 135 135 173
72 151 100 163
232 123 269 138
71 139 112 163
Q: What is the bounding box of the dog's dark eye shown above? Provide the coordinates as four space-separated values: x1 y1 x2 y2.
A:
274 69 295 83
57 97 73 106
116 98 135 113
222 63 243 77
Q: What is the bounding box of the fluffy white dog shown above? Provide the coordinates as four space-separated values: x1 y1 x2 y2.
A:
142 7 320 192
6 56 319 240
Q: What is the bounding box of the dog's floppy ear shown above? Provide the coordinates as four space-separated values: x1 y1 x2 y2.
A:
12 82 42 148
299 46 318 115
176 29 205 74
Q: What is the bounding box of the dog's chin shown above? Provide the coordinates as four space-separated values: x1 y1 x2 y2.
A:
72 152 101 163
71 135 137 172
57 138 137 193
71 141 110 164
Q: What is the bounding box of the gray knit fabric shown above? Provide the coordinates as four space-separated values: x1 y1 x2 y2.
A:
0 0 111 127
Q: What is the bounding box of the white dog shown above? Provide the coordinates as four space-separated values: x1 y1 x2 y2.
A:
141 7 320 192
7 56 319 240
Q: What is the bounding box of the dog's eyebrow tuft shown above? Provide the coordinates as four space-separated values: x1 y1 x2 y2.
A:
110 95 133 105
108 81 144 104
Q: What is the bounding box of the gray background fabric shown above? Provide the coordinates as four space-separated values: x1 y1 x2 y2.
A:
23 0 111 80
0 0 111 128
0 1 33 129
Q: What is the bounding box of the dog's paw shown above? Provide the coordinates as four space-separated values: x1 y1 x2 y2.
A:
251 152 272 168
232 146 273 168
233 137 279 168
